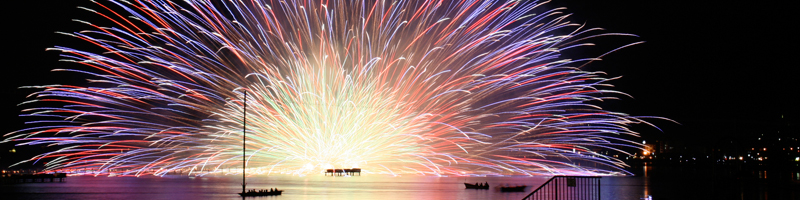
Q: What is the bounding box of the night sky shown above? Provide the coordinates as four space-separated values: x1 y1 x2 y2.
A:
1 1 797 167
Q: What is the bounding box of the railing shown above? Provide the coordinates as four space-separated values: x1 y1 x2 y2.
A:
522 176 601 200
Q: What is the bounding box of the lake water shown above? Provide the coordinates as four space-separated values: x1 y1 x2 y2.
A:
2 166 798 200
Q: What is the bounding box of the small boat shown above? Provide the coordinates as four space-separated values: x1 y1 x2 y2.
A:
464 183 490 189
499 185 527 192
238 189 283 197
237 91 282 197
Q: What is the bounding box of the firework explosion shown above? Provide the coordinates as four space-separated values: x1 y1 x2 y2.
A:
4 0 663 176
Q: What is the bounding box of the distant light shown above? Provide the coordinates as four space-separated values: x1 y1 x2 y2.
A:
796 157 799 162
9 148 15 153
643 140 646 144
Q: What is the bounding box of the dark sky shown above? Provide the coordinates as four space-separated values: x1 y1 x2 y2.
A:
547 1 799 145
1 1 797 167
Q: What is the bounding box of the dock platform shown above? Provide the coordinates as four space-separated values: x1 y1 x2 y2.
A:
324 168 361 176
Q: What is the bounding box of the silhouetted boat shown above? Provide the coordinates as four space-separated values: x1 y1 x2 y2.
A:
464 183 489 189
499 185 527 192
237 91 282 196
239 190 283 196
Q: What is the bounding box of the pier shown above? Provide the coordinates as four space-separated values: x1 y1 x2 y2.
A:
1 172 67 183
324 168 361 176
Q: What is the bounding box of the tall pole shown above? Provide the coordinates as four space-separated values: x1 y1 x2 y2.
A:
242 90 247 194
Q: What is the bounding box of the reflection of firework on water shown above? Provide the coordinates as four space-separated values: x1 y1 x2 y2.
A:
4 0 666 176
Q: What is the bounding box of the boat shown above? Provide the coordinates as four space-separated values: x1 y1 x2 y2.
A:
237 91 282 197
239 189 283 196
464 182 490 189
499 185 527 192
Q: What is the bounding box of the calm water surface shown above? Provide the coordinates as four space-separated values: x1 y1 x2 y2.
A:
2 174 652 200
2 166 797 200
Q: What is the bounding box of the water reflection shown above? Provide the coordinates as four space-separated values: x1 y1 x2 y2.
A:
1 167 797 200
631 165 798 200
642 165 650 199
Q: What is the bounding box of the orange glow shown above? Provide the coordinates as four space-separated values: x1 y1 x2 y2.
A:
642 144 655 156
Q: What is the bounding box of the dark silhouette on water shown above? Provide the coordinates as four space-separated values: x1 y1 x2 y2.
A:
498 184 527 192
325 168 362 176
0 172 67 183
240 188 283 196
237 91 281 197
464 182 489 189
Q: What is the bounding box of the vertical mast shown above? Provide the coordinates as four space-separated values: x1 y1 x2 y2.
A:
242 90 247 194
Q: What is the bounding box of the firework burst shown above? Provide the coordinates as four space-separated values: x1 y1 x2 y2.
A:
4 0 664 176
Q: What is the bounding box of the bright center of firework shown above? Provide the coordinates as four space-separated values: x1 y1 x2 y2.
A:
217 67 430 174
